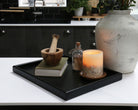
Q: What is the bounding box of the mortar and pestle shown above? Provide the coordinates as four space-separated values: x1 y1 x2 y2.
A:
41 34 63 66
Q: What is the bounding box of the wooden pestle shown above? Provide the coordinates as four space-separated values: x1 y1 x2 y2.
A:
41 34 63 66
49 34 60 53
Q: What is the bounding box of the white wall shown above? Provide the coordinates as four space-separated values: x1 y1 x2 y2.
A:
135 0 138 7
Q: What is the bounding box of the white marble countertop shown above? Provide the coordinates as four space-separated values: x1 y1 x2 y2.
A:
0 21 99 26
0 58 138 106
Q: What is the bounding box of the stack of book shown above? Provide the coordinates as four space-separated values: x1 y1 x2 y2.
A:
35 57 68 77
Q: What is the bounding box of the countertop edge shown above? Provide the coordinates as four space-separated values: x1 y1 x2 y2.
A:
0 21 99 26
0 103 138 106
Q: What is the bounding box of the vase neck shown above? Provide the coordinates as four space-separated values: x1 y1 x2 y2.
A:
108 10 131 15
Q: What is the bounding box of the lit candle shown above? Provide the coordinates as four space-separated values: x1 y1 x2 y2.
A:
81 49 103 79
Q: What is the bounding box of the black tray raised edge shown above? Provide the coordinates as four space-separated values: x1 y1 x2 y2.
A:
13 60 122 101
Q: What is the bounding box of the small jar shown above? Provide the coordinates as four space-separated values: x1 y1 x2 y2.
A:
72 42 83 71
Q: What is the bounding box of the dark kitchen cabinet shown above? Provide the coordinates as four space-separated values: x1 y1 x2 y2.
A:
25 26 74 57
0 26 95 57
73 26 95 50
0 26 26 57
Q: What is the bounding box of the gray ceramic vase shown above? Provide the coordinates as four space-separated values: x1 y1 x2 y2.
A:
95 10 138 73
74 7 84 16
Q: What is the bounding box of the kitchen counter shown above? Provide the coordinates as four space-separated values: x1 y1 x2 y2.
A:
0 21 99 26
0 58 138 106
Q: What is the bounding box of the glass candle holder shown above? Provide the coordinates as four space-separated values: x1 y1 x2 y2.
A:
81 49 104 79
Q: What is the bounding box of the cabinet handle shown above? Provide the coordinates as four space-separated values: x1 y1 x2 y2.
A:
92 42 96 46
66 30 71 34
2 30 6 34
1 18 5 22
0 28 6 37
91 29 96 35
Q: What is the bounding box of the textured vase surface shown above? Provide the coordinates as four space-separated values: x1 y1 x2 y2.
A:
95 10 138 73
74 7 84 16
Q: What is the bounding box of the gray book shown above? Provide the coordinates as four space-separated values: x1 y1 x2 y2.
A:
35 57 68 77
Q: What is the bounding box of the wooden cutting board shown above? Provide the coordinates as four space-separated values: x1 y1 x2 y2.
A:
9 7 30 9
0 10 24 12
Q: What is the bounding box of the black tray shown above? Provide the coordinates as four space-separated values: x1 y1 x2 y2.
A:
13 60 122 101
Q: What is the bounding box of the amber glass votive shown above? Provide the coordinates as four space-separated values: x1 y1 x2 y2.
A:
81 49 104 79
